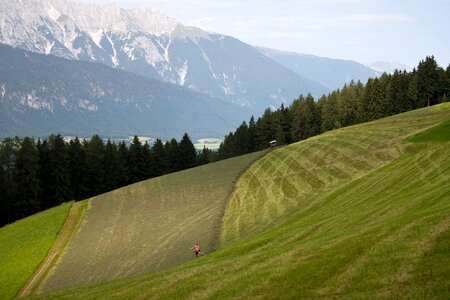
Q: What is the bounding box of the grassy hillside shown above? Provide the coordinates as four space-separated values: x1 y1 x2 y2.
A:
0 203 71 300
31 103 450 299
406 118 450 143
220 104 450 244
40 151 263 292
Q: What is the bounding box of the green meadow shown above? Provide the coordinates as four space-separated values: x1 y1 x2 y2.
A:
1 104 449 299
0 203 71 300
40 151 263 292
405 118 450 143
26 103 450 299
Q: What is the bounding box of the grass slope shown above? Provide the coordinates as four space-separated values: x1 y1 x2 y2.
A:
406 118 450 143
40 151 263 292
18 201 89 297
31 103 450 299
221 104 450 244
0 203 71 300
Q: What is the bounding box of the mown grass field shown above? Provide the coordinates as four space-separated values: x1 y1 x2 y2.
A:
0 203 71 300
40 151 263 292
31 103 450 299
220 104 450 244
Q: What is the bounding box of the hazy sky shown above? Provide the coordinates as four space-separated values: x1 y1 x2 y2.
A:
74 0 450 67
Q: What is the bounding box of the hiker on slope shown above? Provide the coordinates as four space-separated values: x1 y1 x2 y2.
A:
191 243 204 258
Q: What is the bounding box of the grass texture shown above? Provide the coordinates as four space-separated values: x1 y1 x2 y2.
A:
17 201 88 297
30 103 450 299
0 203 71 300
39 151 263 292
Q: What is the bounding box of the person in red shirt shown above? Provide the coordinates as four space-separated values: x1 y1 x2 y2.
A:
191 243 204 257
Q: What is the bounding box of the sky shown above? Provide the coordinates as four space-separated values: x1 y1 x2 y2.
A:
74 0 450 68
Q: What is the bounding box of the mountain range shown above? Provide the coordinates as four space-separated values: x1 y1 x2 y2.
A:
0 44 250 139
368 61 412 74
257 47 379 90
0 0 328 112
0 0 386 139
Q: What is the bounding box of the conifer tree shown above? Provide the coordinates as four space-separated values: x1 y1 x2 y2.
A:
129 135 145 182
256 108 275 149
319 92 339 131
218 132 234 159
365 78 385 121
37 139 53 209
233 121 250 155
274 104 291 144
14 137 40 217
67 137 86 200
291 94 320 141
103 139 120 192
406 71 419 109
142 141 152 180
152 139 166 176
197 146 210 166
179 133 197 169
0 138 19 224
291 95 306 141
0 161 7 226
417 56 439 106
48 134 71 205
167 138 181 172
117 141 130 186
248 116 257 152
338 81 359 126
84 135 106 196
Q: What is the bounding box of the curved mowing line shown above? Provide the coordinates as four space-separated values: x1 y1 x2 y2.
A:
16 201 89 298
220 107 450 245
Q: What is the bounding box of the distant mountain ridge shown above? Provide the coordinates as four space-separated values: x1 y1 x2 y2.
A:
256 47 379 90
368 61 412 74
0 0 328 112
0 44 250 139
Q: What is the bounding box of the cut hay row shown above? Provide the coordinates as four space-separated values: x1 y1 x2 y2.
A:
40 151 263 292
32 103 450 299
220 105 450 244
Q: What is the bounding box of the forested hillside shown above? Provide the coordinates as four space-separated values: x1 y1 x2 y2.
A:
0 44 249 139
218 56 450 157
2 56 448 228
0 134 213 227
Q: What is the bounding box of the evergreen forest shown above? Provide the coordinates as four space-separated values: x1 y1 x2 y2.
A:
1 56 449 227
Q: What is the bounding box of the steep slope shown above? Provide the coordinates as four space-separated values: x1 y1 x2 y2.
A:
0 44 250 139
221 106 448 243
257 47 379 90
0 203 71 300
39 151 263 292
0 0 328 111
33 103 450 299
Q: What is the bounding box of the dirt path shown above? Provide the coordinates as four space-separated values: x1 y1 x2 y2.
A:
16 201 89 298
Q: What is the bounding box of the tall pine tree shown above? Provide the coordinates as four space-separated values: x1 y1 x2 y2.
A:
67 137 87 200
84 135 106 196
48 135 71 206
14 137 40 218
179 133 197 169
417 56 440 106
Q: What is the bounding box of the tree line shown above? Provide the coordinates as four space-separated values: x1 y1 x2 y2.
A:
0 133 214 227
218 56 450 158
1 56 448 227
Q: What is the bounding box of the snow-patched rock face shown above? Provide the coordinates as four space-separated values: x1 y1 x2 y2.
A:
0 0 178 58
368 61 412 74
0 0 327 112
